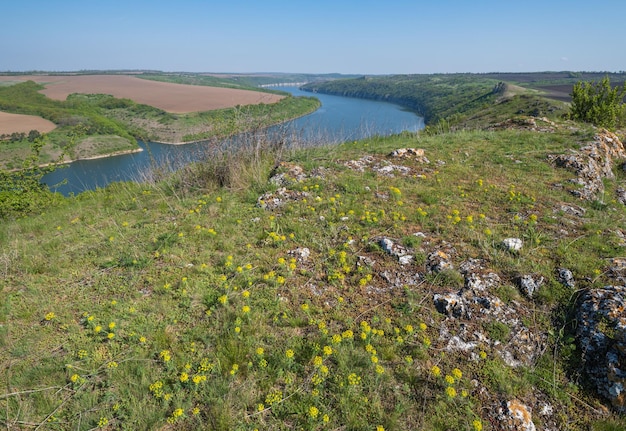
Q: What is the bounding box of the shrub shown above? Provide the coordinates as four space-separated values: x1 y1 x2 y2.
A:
0 137 63 218
570 76 626 130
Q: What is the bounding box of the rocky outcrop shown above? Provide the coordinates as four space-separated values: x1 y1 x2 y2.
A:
433 260 546 367
550 130 626 200
257 187 309 210
487 116 556 133
268 162 328 187
576 285 626 413
388 147 430 163
343 148 430 177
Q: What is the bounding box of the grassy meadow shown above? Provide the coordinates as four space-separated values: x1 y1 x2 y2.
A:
2 108 626 430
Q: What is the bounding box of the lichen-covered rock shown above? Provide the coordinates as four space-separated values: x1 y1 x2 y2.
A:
268 162 327 186
433 269 546 367
288 247 310 263
343 154 425 177
502 238 523 252
577 285 626 413
557 268 575 288
257 188 309 210
378 237 413 265
269 162 307 186
550 130 626 200
426 250 453 273
434 293 465 317
497 399 536 431
616 187 626 205
464 272 501 292
517 274 544 298
608 259 626 285
388 147 430 163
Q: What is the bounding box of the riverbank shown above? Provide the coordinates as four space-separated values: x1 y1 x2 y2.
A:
65 147 144 162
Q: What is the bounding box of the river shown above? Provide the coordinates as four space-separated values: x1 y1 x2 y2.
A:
42 86 424 195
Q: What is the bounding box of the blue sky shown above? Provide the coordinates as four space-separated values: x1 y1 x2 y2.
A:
2 0 624 74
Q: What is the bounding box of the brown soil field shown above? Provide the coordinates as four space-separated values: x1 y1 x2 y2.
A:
0 111 57 134
533 84 574 102
0 75 283 113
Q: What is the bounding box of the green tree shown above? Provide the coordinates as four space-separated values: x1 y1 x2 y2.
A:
570 76 626 130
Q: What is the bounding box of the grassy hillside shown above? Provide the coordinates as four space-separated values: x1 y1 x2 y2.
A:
301 72 626 125
2 110 626 430
301 74 504 123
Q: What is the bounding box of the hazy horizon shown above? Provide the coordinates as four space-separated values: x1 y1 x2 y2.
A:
2 0 625 75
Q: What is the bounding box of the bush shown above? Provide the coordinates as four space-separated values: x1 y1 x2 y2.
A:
0 137 63 218
570 76 626 130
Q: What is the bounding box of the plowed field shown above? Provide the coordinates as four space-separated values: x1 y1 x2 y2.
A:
0 75 283 113
0 111 57 134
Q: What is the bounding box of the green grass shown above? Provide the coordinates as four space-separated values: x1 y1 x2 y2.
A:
2 115 626 430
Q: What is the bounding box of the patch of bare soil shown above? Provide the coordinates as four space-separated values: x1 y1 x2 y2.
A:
0 75 283 113
0 111 57 134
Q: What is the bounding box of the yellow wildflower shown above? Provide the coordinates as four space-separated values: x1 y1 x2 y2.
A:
445 386 457 398
431 365 441 377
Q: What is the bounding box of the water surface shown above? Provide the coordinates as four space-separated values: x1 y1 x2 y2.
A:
43 87 424 195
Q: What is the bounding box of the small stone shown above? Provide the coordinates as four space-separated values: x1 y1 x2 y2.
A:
517 275 543 298
502 238 523 252
378 237 412 264
389 147 425 158
357 255 376 267
616 188 626 205
288 247 310 263
434 293 465 318
557 268 575 288
427 250 453 273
